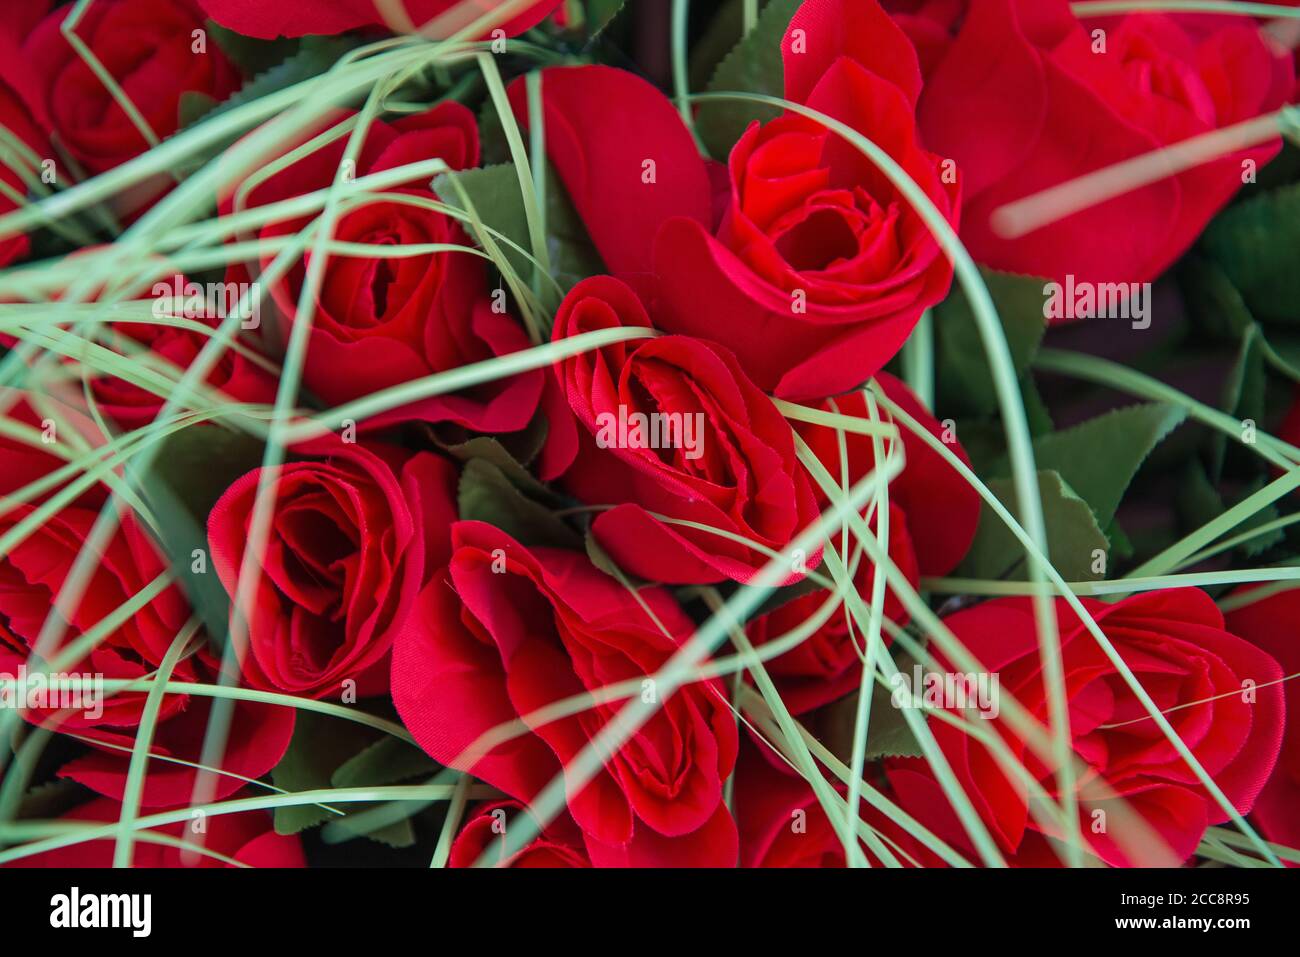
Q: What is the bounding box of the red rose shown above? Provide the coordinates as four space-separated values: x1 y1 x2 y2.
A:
886 589 1285 866
0 390 108 507
392 521 740 866
233 104 542 435
917 0 1294 290
553 275 821 585
881 0 964 78
207 438 456 700
24 0 241 175
734 741 941 867
0 425 293 806
747 373 979 712
0 15 54 267
85 311 276 432
449 800 591 868
1224 588 1300 856
197 0 563 40
509 0 958 400
0 505 195 731
4 794 304 868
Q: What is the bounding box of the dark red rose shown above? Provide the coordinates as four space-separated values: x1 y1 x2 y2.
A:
0 421 293 806
0 390 109 508
881 0 964 78
735 741 942 867
0 504 195 731
24 0 241 175
197 0 563 40
231 103 543 437
57 687 295 808
449 799 591 868
85 312 276 433
552 274 822 585
0 10 54 268
1224 587 1300 857
886 589 1285 866
392 521 740 867
917 0 1294 291
4 794 304 868
207 438 456 700
746 372 979 712
510 0 958 400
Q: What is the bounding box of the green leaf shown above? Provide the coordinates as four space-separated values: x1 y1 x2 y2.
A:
271 712 417 847
179 37 360 134
1200 180 1300 325
458 457 581 548
331 737 437 790
434 163 603 294
1019 374 1054 437
177 91 219 130
1181 255 1256 341
584 0 628 39
934 269 1049 417
819 648 926 761
995 402 1186 531
477 96 510 166
695 0 802 161
956 470 1110 582
1212 328 1265 479
135 424 264 647
206 20 300 77
426 413 562 506
1179 464 1285 559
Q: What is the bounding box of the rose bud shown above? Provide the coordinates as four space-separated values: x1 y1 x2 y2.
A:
392 521 740 867
207 438 457 700
553 274 822 585
228 102 543 437
23 0 241 176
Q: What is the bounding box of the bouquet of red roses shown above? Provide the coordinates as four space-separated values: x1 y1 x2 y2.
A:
0 0 1298 873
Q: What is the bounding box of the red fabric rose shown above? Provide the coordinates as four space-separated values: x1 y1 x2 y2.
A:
917 0 1294 291
0 15 54 268
886 589 1285 866
231 103 543 436
1224 588 1300 857
85 313 276 432
0 505 195 731
0 390 109 507
735 741 941 867
747 373 979 712
197 0 563 40
553 274 822 585
881 0 964 78
449 799 591 868
0 426 293 806
392 521 740 866
509 0 959 400
207 438 456 700
23 0 241 175
5 794 304 868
